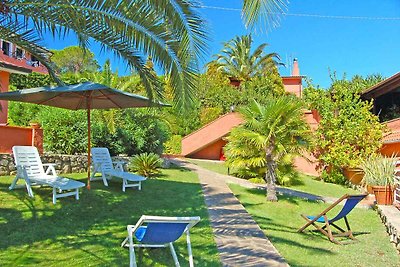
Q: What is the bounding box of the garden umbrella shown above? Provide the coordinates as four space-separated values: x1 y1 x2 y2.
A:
0 81 168 188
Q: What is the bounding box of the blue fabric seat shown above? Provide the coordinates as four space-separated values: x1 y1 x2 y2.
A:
121 215 200 267
298 194 367 244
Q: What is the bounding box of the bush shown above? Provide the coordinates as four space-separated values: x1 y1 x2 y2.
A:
163 135 182 155
128 152 162 177
38 107 87 154
10 72 52 90
304 75 384 184
92 109 170 156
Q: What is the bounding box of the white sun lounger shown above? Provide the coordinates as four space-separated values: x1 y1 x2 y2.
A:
121 215 200 267
90 147 146 191
9 146 85 204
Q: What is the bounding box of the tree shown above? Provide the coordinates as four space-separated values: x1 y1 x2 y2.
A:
211 34 283 82
224 97 310 201
0 0 207 109
51 46 99 73
304 74 384 184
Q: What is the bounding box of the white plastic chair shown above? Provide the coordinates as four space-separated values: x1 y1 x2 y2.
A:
90 147 146 191
9 146 85 204
121 215 200 267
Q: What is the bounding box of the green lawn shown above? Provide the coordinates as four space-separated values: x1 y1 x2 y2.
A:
229 184 399 267
0 168 220 266
287 174 359 198
188 159 358 198
187 159 229 175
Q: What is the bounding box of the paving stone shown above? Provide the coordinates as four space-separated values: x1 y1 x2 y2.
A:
175 159 288 267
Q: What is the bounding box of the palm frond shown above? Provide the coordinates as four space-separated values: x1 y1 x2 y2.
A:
242 0 287 31
0 18 61 84
4 0 209 109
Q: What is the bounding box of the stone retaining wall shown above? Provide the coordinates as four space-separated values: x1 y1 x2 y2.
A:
377 205 400 253
0 153 131 176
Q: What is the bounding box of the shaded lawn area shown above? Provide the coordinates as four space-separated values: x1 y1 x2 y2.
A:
287 174 359 198
187 159 229 176
0 168 220 267
229 184 399 267
188 159 358 198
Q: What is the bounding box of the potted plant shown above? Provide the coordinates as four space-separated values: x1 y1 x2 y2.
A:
360 154 396 205
343 167 364 185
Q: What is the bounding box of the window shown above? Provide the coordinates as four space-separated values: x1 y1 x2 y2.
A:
2 41 10 56
16 48 23 59
30 55 40 67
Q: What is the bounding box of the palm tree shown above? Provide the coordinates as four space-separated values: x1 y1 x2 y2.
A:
224 97 310 201
0 0 208 109
212 34 283 82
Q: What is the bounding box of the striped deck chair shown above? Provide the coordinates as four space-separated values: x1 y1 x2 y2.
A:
298 194 367 244
121 215 200 267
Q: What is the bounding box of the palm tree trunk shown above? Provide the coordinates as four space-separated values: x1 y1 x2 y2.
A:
265 148 278 202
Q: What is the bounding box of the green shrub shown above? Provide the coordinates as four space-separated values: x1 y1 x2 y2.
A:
163 135 182 155
129 153 162 177
304 75 384 184
10 72 52 89
321 169 347 184
39 107 87 154
8 102 43 126
91 109 170 156
200 107 223 125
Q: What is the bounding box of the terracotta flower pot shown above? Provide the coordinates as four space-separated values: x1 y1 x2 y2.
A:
343 168 364 185
29 122 41 129
369 185 394 205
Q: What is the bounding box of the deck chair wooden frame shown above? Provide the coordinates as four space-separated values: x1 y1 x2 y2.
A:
90 147 146 192
121 215 200 267
298 194 367 244
9 146 85 204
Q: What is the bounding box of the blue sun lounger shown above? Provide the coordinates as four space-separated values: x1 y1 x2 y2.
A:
121 215 200 267
298 194 367 244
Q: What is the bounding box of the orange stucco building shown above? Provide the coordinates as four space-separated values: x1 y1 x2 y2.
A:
181 59 321 176
181 112 243 160
361 72 400 157
0 39 50 153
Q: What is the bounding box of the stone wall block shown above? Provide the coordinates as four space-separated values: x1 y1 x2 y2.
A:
0 166 9 176
0 153 134 176
0 159 8 166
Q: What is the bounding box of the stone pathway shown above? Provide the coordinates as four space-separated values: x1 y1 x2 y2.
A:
175 159 288 267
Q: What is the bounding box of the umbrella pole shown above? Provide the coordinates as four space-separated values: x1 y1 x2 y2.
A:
87 103 91 190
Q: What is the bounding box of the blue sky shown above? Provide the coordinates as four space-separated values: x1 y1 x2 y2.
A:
42 0 400 88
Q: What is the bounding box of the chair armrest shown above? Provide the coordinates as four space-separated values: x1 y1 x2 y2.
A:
43 163 57 176
16 165 29 179
112 161 126 171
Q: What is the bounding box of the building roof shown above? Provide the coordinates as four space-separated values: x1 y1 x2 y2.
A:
0 53 48 75
281 75 305 79
0 61 32 75
181 112 244 156
362 72 400 99
383 131 400 144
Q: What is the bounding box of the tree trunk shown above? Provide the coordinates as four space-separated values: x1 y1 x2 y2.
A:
265 147 278 202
